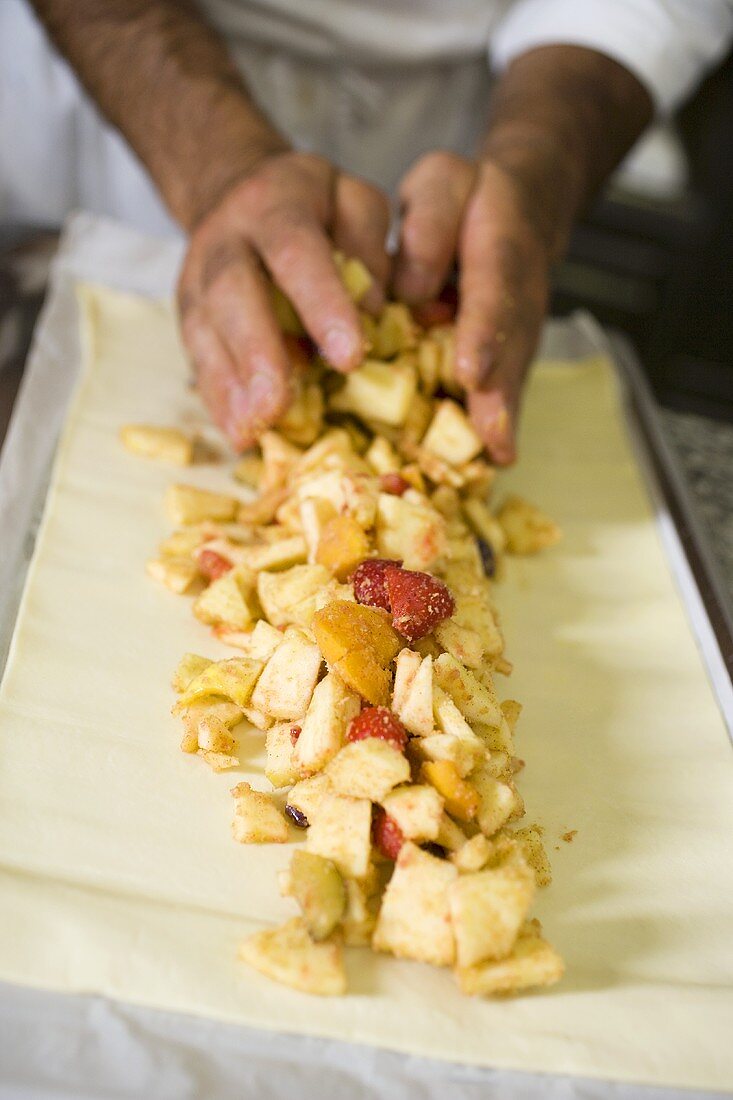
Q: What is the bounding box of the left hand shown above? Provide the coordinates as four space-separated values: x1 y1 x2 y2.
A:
393 151 552 465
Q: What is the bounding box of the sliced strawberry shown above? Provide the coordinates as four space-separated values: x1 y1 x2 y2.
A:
198 549 233 581
346 706 408 751
372 807 404 860
379 473 410 497
351 557 402 612
384 565 455 642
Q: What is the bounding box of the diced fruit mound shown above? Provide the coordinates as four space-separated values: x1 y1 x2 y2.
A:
198 549 234 581
352 557 401 612
384 565 455 642
380 473 410 497
346 706 408 752
372 807 404 860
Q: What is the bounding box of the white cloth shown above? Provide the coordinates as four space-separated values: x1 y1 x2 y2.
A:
0 0 732 232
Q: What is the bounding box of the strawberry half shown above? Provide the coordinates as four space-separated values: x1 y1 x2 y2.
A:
351 557 402 612
346 706 408 751
384 565 455 642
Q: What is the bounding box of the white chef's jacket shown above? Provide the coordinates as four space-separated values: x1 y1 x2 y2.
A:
1 0 732 235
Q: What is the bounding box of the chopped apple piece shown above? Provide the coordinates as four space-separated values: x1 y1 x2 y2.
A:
287 773 333 824
259 431 302 492
373 842 457 966
306 793 372 879
434 619 483 669
250 633 322 720
501 699 522 733
231 783 289 844
193 570 258 630
242 705 273 730
335 252 373 303
422 400 483 467
451 593 503 660
341 877 376 946
264 722 300 787
245 536 308 572
451 833 492 873
433 653 502 730
165 483 238 525
282 850 346 941
277 381 325 447
330 359 417 428
396 654 434 737
497 496 562 555
120 424 194 465
299 497 338 562
417 733 483 778
365 435 401 475
472 766 521 837
146 555 199 594
325 739 410 801
455 921 564 996
238 917 346 996
375 492 446 571
176 657 263 709
172 653 213 693
373 303 418 359
380 784 443 841
449 857 535 968
293 671 361 776
462 497 507 553
436 812 469 852
233 453 264 488
257 564 331 628
225 619 283 663
391 648 422 714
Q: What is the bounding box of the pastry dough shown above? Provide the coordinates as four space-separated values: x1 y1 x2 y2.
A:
0 284 731 1090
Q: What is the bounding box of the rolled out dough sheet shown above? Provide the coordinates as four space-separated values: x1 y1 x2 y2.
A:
0 284 731 1092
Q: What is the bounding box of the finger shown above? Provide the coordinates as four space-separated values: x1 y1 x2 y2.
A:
332 175 391 314
454 221 523 393
252 209 365 372
180 304 251 448
467 332 535 465
199 241 293 434
394 151 475 304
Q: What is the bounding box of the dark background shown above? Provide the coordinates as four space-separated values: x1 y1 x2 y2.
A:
553 49 733 421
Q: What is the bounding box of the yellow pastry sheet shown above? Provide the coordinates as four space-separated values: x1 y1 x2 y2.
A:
0 284 731 1091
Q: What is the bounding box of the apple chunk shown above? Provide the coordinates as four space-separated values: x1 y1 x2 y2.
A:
250 632 322 720
238 917 346 996
293 671 361 776
373 842 457 966
448 858 535 967
325 739 410 802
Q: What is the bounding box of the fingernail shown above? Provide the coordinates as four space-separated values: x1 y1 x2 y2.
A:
323 324 361 370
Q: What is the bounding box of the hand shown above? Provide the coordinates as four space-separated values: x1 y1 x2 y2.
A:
178 151 390 450
394 151 552 465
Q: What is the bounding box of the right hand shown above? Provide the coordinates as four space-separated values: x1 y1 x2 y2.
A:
178 151 391 450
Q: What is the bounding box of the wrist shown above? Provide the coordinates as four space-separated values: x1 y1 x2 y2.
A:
478 125 584 262
156 82 290 231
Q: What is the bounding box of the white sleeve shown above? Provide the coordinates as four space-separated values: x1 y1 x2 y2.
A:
490 0 733 114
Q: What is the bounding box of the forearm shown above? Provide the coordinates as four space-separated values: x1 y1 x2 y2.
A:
481 45 653 259
31 0 289 228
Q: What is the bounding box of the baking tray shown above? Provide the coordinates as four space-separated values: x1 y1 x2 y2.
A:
0 213 730 1100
